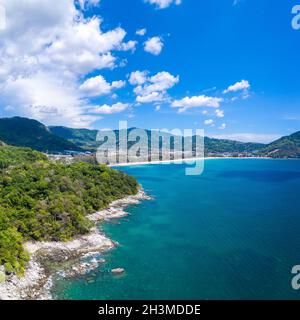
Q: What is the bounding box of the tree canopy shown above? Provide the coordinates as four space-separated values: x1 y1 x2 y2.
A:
0 146 138 276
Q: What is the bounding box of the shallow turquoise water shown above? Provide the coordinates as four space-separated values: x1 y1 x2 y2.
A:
53 159 300 299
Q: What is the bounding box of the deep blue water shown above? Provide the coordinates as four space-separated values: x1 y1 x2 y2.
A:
53 159 300 299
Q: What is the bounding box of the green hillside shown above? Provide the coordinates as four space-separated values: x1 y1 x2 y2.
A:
0 117 82 153
51 126 265 155
0 145 138 275
1 117 299 158
259 131 300 158
50 126 98 151
203 137 265 155
0 145 47 169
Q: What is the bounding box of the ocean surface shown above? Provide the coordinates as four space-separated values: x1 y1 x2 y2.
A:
52 159 300 300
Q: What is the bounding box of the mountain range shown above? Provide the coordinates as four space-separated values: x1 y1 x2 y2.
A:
0 117 81 153
0 117 299 158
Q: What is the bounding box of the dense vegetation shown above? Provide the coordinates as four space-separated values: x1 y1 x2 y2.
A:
0 117 82 153
50 126 98 151
50 126 266 155
259 131 300 158
1 117 299 158
0 145 47 169
0 146 138 276
203 137 264 155
49 127 152 151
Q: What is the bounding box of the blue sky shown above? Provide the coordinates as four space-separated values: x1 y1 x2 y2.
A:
0 0 299 142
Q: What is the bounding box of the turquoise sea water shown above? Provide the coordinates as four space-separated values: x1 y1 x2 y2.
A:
53 159 300 300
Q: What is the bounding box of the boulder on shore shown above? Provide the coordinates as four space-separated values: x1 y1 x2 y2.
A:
111 268 125 274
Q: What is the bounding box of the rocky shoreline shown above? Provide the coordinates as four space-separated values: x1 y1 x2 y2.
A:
0 189 151 300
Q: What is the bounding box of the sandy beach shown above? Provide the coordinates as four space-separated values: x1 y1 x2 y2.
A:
0 189 151 300
110 156 272 167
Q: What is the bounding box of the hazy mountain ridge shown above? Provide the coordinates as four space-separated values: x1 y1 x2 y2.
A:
0 117 82 153
50 125 280 157
49 126 98 151
0 117 299 158
50 125 300 158
258 131 300 158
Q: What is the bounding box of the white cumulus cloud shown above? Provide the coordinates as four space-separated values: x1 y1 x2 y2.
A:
136 92 165 104
171 95 223 113
119 40 137 52
90 102 130 114
145 0 182 9
129 71 149 85
204 119 214 126
130 71 179 103
79 75 125 97
223 80 250 94
136 28 147 36
0 0 136 127
144 36 164 55
77 0 101 9
1 71 97 128
215 109 224 118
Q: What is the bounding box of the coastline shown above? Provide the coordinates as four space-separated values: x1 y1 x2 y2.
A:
0 189 151 300
109 156 275 167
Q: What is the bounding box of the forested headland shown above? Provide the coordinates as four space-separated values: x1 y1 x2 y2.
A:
0 145 138 276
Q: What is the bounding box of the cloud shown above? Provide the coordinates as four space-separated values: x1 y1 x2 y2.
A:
136 92 165 103
215 109 224 118
129 71 149 85
171 95 223 112
204 119 214 126
145 0 182 9
90 102 130 114
218 123 226 130
136 28 147 36
79 75 125 97
223 80 250 94
43 18 131 74
77 0 101 9
1 71 97 128
136 71 179 94
211 133 281 143
144 36 164 55
130 71 179 103
119 40 137 52
0 0 136 127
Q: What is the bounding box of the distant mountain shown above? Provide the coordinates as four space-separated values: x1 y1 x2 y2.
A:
50 125 265 155
0 117 82 153
259 131 300 158
204 137 264 155
1 118 299 158
50 126 98 151
50 125 300 158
